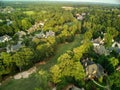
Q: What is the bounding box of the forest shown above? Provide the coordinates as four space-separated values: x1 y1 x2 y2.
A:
0 1 120 90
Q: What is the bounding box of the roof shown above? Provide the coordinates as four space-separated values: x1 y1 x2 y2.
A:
35 31 45 38
46 30 55 38
92 37 102 44
94 45 109 55
11 44 23 52
116 66 120 71
0 35 12 42
86 64 104 78
17 31 26 37
112 42 120 48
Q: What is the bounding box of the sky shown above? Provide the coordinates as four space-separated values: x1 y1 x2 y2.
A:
1 0 120 4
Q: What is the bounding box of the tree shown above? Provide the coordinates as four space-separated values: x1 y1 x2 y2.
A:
107 57 119 70
21 19 32 31
0 52 13 73
50 53 85 84
104 33 112 47
109 71 120 90
1 52 12 66
12 47 33 72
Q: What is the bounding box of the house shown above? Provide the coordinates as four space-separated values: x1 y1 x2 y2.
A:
92 37 108 55
39 22 44 26
116 66 120 71
81 13 86 16
92 37 104 46
94 45 109 55
108 42 120 54
6 43 24 53
0 35 12 43
16 31 26 38
81 58 104 79
76 14 84 20
35 31 45 38
86 64 104 79
27 21 45 34
45 30 55 38
118 14 120 17
112 42 120 48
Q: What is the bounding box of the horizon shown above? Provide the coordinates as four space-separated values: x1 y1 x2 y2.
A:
1 0 120 4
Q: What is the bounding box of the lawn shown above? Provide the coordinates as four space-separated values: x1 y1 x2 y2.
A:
0 34 83 90
23 11 35 15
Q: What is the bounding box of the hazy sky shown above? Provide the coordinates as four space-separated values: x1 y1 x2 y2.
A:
1 0 120 4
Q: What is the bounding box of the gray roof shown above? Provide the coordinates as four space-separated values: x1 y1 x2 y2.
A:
86 64 104 78
94 45 109 55
11 44 23 51
46 30 55 37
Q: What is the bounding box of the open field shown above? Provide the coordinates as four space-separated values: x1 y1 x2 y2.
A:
23 11 35 15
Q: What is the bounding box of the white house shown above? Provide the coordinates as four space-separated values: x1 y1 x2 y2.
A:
112 42 120 48
76 13 84 20
16 31 26 38
0 35 12 43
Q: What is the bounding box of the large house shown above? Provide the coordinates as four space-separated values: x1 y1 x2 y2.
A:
33 30 55 39
81 58 105 79
94 45 109 55
27 21 44 34
6 43 24 53
92 37 109 55
108 42 120 54
76 14 84 20
16 31 26 38
92 37 104 46
35 31 45 39
0 35 12 43
45 30 55 38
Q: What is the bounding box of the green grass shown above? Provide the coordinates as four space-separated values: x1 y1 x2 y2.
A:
0 34 83 90
38 34 83 70
23 11 35 15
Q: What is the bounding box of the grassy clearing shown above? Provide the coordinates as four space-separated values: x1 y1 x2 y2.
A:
0 34 83 90
23 11 35 15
